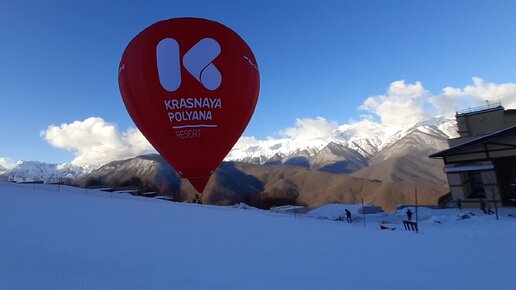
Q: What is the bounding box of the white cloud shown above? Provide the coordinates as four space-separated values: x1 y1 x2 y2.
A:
40 78 516 166
360 80 429 127
41 117 154 166
361 78 516 128
430 77 516 116
233 136 260 148
0 157 15 170
428 86 466 117
280 117 338 140
358 114 375 121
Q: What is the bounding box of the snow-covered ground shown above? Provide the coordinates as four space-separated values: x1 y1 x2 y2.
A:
1 181 515 290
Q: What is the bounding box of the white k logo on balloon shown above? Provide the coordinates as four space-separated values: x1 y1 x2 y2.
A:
156 37 223 130
156 38 222 92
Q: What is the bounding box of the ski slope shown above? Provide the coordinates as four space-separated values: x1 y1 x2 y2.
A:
1 182 515 290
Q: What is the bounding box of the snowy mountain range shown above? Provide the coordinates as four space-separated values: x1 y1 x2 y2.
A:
0 161 92 183
225 116 457 172
0 117 458 183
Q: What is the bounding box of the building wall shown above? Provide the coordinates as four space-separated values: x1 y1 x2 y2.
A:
456 107 506 137
504 110 516 124
449 108 516 146
437 106 516 208
447 169 502 208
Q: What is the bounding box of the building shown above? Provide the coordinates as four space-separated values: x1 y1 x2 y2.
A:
430 103 516 208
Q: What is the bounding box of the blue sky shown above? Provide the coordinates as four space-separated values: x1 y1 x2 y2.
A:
1 0 516 165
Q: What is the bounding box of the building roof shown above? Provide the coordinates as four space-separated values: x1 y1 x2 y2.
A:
455 104 503 117
429 124 516 158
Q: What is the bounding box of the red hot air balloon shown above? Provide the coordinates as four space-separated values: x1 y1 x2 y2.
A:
118 18 260 193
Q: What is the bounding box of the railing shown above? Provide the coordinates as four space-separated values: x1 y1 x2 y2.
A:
456 101 502 115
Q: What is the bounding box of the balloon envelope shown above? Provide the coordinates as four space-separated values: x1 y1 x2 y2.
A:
118 18 260 192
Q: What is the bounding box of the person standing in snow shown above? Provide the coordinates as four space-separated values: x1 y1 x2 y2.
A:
406 208 413 221
345 209 352 223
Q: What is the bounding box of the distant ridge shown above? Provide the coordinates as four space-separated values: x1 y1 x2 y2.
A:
1 117 456 210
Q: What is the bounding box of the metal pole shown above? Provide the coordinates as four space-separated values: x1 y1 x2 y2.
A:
490 171 499 221
360 184 365 227
415 185 419 233
492 185 499 220
482 145 498 220
361 197 366 228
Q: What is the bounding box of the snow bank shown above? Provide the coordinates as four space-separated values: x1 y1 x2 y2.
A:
1 182 515 290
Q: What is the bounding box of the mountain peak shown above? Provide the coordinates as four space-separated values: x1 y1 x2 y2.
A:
2 118 458 182
226 117 457 168
0 160 93 182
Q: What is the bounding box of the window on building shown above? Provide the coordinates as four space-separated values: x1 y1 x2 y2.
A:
509 171 516 199
466 171 486 198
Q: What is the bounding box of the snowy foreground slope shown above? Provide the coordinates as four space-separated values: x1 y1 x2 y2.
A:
1 182 516 290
